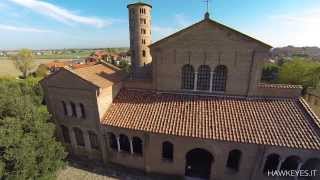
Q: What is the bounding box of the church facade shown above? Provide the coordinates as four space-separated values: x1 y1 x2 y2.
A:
40 2 320 180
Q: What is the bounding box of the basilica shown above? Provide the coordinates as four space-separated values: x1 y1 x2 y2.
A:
40 2 320 180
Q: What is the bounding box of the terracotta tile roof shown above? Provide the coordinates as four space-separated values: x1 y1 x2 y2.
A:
71 63 126 88
45 61 71 68
257 83 303 89
102 89 320 150
71 62 97 69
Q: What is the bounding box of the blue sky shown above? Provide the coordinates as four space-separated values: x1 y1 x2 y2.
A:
0 0 319 50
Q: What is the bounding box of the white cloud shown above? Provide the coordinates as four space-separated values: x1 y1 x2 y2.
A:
249 8 320 47
8 0 109 28
0 24 52 33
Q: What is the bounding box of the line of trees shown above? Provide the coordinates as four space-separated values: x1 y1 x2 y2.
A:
262 57 320 91
0 77 66 179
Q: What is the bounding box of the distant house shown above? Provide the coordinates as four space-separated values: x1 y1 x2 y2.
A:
44 61 71 73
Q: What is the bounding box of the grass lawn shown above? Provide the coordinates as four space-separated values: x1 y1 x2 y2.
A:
0 58 72 77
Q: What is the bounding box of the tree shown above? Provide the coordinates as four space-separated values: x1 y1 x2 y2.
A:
261 63 280 82
34 64 49 78
10 49 35 79
0 78 66 180
118 60 131 73
278 58 320 89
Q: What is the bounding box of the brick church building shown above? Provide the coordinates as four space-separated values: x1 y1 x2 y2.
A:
40 2 320 180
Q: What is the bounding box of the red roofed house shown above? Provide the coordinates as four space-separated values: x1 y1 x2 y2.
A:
40 2 320 180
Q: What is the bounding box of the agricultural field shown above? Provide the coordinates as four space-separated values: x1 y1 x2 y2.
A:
0 57 72 77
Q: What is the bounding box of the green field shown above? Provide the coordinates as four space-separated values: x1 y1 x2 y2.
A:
0 58 72 77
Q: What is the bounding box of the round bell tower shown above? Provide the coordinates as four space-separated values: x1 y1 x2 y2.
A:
127 2 152 79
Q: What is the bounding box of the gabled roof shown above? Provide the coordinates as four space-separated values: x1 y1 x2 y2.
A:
150 18 272 49
40 63 127 89
71 63 126 88
103 89 320 150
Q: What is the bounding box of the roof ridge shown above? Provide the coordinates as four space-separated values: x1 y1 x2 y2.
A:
150 18 272 49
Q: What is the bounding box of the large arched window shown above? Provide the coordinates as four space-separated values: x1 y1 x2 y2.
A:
212 65 227 92
88 131 99 150
73 127 85 146
263 154 280 174
226 149 242 172
162 141 173 161
132 137 143 155
119 134 130 153
108 133 117 151
197 65 211 91
60 125 70 144
181 64 195 90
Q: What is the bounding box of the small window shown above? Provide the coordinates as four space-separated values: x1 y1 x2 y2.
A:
162 141 173 161
132 137 143 155
142 50 146 57
73 127 85 146
60 125 71 143
70 102 76 117
226 149 242 172
62 101 67 115
141 28 146 34
80 103 86 118
88 131 99 150
107 133 117 150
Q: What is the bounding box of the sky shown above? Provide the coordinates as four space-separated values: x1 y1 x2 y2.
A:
0 0 320 50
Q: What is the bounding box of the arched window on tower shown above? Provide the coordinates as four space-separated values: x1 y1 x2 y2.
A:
212 65 227 92
142 50 146 57
73 127 85 146
263 154 280 174
132 137 143 155
197 65 211 91
162 141 174 161
226 149 242 172
119 134 130 153
181 64 195 90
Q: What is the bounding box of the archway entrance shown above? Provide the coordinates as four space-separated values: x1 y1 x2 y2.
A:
185 148 213 180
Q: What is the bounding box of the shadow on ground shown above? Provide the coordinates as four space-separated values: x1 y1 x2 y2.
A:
57 156 181 180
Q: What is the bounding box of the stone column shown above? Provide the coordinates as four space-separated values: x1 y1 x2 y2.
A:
295 162 304 180
194 72 198 91
276 159 284 180
210 71 214 92
116 136 121 152
76 104 82 118
69 128 77 154
129 139 134 155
